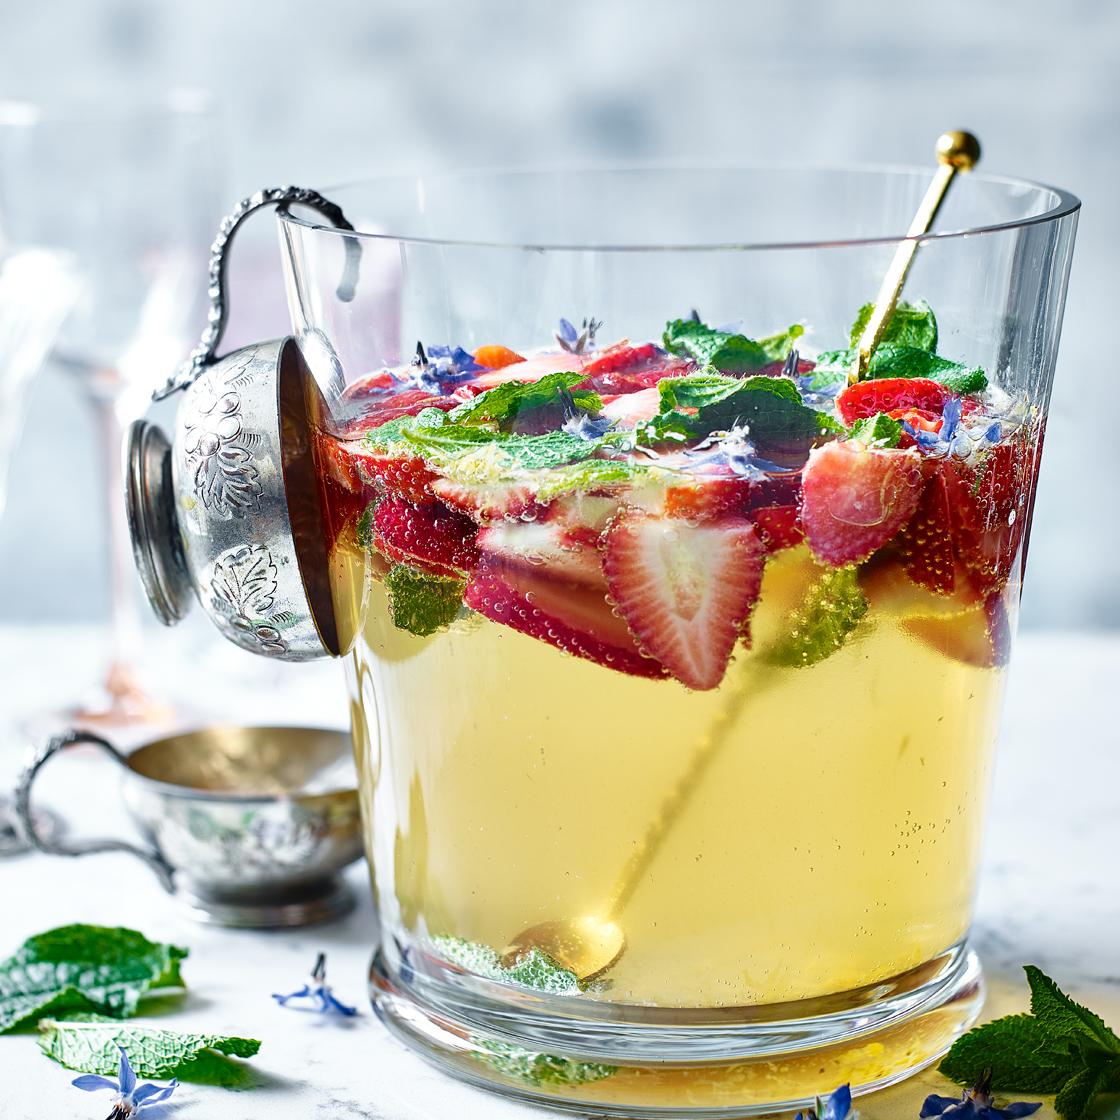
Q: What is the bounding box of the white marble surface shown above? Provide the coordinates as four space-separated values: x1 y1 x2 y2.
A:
0 625 1117 1120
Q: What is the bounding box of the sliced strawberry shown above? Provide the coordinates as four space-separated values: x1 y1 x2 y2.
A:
889 407 941 449
900 592 1010 669
896 465 960 595
542 492 625 547
751 504 804 552
604 514 765 690
600 386 662 426
465 555 665 679
663 477 754 521
801 442 925 566
837 378 953 426
365 390 461 426
859 556 981 617
341 370 395 400
581 344 692 393
431 478 542 524
943 438 1034 595
478 521 604 586
362 453 439 503
371 497 479 578
473 344 525 370
471 352 588 390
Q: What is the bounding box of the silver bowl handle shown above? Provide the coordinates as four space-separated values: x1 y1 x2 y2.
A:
14 730 176 893
153 186 360 401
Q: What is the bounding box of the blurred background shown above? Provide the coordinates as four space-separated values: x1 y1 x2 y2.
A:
0 0 1115 654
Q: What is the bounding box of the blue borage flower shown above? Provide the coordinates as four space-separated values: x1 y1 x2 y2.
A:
902 397 1002 460
795 1083 856 1120
71 1046 177 1118
921 1071 1041 1119
563 412 614 441
396 341 481 395
273 952 357 1017
555 316 602 355
684 423 785 479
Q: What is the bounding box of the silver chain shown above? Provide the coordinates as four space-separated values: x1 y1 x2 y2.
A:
153 186 360 401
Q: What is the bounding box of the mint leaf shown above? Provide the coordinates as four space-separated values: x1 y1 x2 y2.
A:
1054 1065 1116 1120
757 323 806 362
939 1014 1071 1093
1026 965 1120 1056
476 1038 615 1087
850 298 938 352
448 372 600 429
815 345 987 392
764 567 869 668
433 936 583 995
0 925 187 1034
848 412 903 448
385 564 465 636
641 373 842 450
356 502 376 549
663 319 803 372
38 1015 259 1085
363 407 451 452
531 458 641 502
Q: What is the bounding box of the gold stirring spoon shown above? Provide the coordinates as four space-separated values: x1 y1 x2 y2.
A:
849 130 981 385
501 130 982 985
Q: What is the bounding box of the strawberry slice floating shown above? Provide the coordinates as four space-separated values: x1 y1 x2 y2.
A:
477 521 605 586
604 514 765 690
801 441 925 566
431 478 541 524
751 504 804 552
580 343 692 393
900 592 1011 669
371 497 480 578
836 377 954 427
465 554 666 680
362 453 439 504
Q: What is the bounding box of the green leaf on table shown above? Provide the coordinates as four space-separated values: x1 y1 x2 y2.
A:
639 373 842 450
448 372 600 429
849 298 938 352
663 319 803 372
940 966 1120 1120
939 1014 1072 1092
39 1014 259 1086
476 1038 616 1088
432 936 583 995
0 925 187 1034
764 567 869 669
1025 965 1120 1055
385 564 465 637
848 412 903 449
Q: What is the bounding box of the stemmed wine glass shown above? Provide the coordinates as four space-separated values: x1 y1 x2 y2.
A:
0 91 224 724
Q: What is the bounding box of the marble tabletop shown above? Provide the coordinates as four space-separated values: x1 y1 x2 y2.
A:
0 623 1117 1120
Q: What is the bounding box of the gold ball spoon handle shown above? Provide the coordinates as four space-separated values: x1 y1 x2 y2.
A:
850 130 981 385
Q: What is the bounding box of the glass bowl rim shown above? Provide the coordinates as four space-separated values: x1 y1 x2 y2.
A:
277 159 1081 253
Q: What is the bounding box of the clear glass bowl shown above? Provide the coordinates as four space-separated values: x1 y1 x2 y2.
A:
278 163 1078 1116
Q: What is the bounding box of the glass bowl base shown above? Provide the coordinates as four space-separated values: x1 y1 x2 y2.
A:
369 944 983 1117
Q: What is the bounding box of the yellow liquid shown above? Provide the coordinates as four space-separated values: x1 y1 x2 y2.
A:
336 536 1008 1009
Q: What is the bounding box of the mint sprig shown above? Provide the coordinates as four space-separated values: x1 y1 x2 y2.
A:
432 936 583 995
764 567 869 669
815 345 988 393
849 298 938 352
663 319 804 371
476 1037 616 1088
447 371 600 428
848 412 903 448
940 966 1120 1120
0 925 187 1034
39 1014 259 1086
639 372 842 450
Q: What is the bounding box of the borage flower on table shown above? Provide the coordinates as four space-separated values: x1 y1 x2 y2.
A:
71 1046 177 1119
795 1083 856 1120
273 952 357 1017
922 1070 1041 1120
